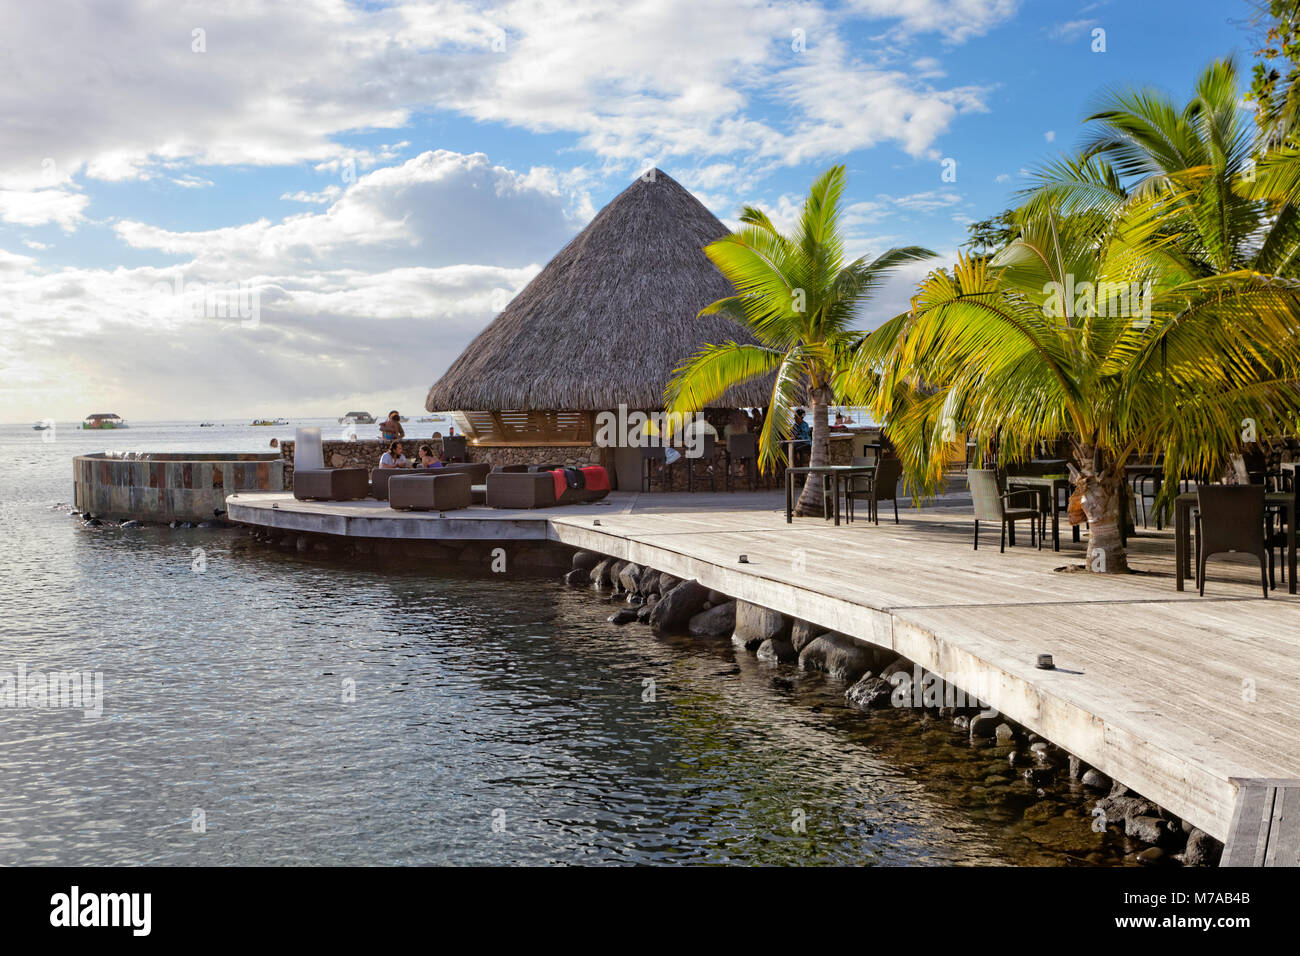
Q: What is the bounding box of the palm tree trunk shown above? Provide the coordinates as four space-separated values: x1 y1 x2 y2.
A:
1076 443 1129 573
796 388 831 516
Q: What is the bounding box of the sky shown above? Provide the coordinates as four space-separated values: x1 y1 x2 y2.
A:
0 0 1260 422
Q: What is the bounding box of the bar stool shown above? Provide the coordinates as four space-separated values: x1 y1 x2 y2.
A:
686 433 717 492
725 434 758 491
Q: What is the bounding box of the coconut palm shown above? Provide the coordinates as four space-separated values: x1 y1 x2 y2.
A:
664 165 933 515
849 193 1300 573
1027 59 1300 279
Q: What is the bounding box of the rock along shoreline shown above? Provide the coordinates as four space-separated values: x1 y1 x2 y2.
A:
565 548 1225 868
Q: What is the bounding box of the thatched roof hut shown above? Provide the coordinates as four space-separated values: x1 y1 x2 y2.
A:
425 169 769 445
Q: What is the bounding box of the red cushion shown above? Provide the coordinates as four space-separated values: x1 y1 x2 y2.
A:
551 469 567 500
580 466 610 492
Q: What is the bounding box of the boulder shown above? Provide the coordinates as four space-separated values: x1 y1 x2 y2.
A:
845 675 894 711
1080 769 1111 791
563 568 588 587
589 558 616 589
791 620 820 653
1136 847 1169 866
656 573 681 595
608 561 628 590
969 712 1001 738
798 632 873 681
878 658 912 681
1125 815 1166 845
618 563 643 593
1182 828 1222 867
1096 795 1157 824
688 601 736 638
757 636 798 663
637 570 660 596
607 608 639 625
706 589 728 605
648 580 710 633
732 601 791 652
572 550 602 571
636 603 655 623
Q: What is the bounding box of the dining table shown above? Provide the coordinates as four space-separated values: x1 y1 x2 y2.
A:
785 464 876 526
1006 473 1078 552
1173 490 1297 593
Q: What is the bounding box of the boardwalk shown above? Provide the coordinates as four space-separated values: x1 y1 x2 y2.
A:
227 486 1300 848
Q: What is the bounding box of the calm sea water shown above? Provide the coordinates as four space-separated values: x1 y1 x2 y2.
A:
0 420 1114 865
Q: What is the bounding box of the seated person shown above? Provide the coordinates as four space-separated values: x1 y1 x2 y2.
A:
415 444 443 468
791 408 812 465
379 440 409 468
723 408 749 439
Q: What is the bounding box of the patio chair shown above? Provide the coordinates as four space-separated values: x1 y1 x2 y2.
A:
845 456 902 524
969 468 1040 552
725 433 758 491
1195 484 1269 598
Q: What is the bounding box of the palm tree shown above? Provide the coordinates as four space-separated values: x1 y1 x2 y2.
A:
849 196 1300 573
664 165 933 515
1028 59 1300 279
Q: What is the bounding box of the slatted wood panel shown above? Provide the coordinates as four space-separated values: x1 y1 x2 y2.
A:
456 409 595 445
1222 781 1300 866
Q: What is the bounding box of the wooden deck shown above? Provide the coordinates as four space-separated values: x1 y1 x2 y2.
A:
227 487 1300 854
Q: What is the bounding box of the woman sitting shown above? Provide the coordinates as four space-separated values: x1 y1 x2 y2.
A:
415 444 443 468
379 440 409 468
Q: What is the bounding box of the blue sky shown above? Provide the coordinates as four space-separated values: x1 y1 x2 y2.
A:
0 0 1261 421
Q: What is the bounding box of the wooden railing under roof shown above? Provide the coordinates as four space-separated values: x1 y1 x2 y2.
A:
453 410 596 446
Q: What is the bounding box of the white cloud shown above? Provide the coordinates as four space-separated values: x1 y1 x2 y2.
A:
281 186 343 205
1044 130 1056 142
0 149 583 421
1049 18 1099 41
0 188 88 230
116 150 582 273
846 0 1020 43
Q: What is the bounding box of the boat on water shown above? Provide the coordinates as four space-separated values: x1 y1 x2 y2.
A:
32 421 53 431
339 411 375 425
252 418 288 426
82 413 128 430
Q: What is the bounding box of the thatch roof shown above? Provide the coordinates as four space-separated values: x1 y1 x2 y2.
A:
425 169 771 412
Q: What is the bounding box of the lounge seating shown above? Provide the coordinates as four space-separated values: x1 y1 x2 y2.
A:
486 467 610 508
293 467 369 501
389 473 472 511
439 463 490 503
368 467 405 501
969 468 1040 551
441 462 491 484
